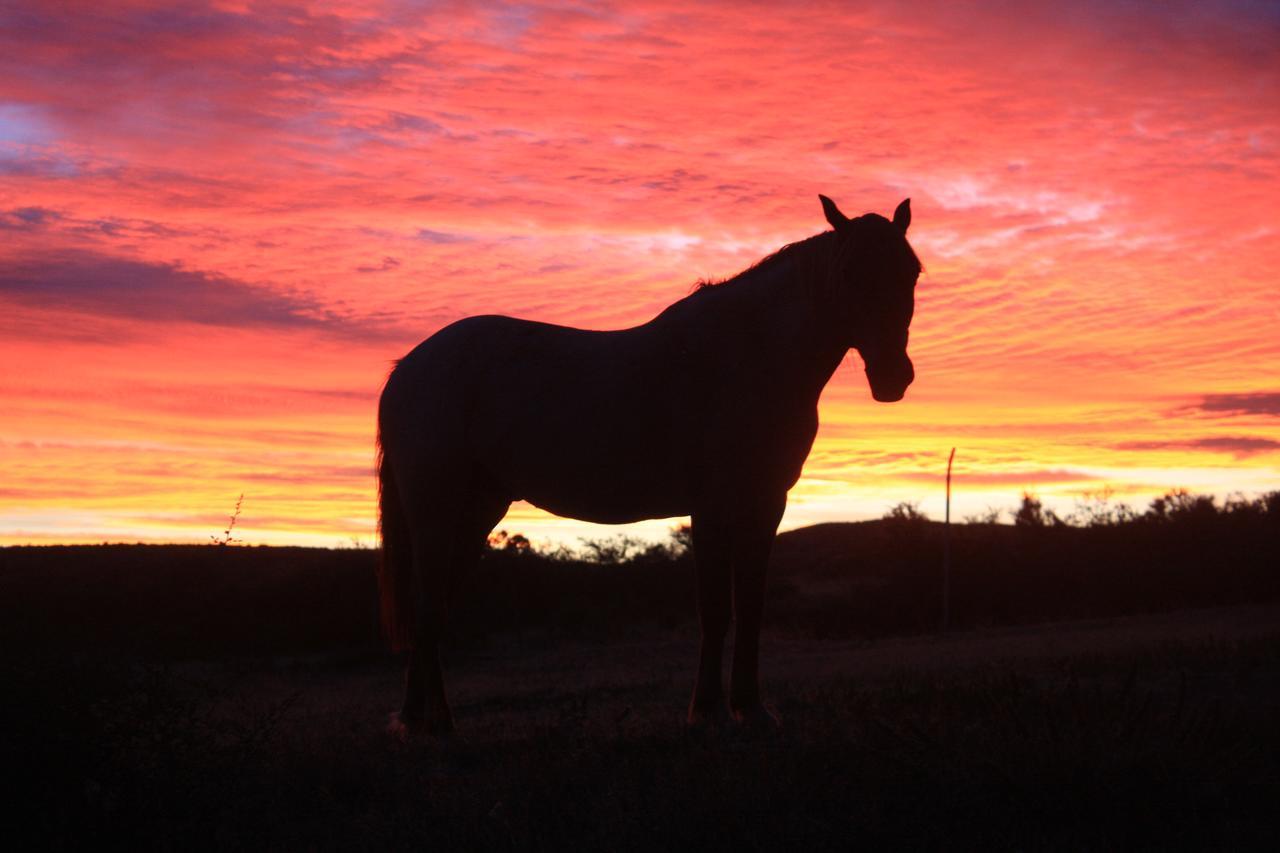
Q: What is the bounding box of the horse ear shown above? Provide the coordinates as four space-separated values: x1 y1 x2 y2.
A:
819 194 850 230
892 198 911 233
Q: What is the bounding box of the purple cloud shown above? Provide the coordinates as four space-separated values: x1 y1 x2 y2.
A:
1116 436 1280 458
1193 393 1280 417
356 256 401 273
0 250 396 339
416 229 471 244
0 206 61 229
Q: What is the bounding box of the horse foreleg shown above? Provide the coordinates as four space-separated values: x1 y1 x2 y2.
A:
687 518 731 726
729 515 783 729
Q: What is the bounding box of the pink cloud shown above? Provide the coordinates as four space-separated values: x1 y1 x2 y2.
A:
0 1 1276 543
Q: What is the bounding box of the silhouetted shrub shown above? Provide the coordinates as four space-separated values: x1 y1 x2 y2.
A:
1014 492 1063 528
1 488 1276 656
488 530 533 554
884 501 929 523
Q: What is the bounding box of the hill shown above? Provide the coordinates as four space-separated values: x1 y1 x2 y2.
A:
2 500 1276 661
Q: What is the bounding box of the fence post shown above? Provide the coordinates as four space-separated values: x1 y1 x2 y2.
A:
943 447 955 632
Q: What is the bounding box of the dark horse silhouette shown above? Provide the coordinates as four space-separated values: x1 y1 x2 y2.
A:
377 195 920 736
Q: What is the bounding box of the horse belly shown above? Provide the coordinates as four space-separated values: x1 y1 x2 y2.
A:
524 489 689 525
482 414 691 523
504 443 690 523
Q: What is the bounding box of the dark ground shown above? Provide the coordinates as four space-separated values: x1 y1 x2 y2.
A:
3 511 1279 850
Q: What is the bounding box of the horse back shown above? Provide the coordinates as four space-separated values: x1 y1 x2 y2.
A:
382 315 703 520
381 313 822 522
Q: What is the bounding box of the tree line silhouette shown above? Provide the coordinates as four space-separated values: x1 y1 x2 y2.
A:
1 488 1275 663
470 487 1280 642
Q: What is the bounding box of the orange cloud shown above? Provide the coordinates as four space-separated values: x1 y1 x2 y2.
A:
1 1 1276 544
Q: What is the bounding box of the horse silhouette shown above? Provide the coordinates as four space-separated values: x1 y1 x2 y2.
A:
377 195 921 736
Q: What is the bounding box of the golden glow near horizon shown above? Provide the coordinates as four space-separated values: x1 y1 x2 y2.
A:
1 1 1277 547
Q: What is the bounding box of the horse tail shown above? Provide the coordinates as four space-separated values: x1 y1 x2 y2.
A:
376 409 415 651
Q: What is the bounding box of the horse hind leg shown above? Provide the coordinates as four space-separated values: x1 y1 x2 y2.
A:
687 514 732 727
388 539 450 738
390 491 508 739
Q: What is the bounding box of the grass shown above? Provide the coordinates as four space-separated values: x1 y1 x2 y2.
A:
5 612 1279 849
2 507 1278 848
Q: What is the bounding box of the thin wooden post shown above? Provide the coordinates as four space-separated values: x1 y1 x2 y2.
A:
943 447 955 632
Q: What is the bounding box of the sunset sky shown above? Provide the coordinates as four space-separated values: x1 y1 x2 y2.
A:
2 1 1277 548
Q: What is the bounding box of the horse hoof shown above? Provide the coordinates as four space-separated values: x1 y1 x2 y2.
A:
387 711 423 741
686 706 729 732
731 703 783 733
387 711 453 741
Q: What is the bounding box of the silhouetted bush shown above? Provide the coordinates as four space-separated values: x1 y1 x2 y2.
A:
1 490 1276 659
1013 492 1064 528
883 501 929 523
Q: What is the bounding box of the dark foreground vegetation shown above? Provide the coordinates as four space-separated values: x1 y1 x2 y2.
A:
4 490 1277 657
2 489 1278 849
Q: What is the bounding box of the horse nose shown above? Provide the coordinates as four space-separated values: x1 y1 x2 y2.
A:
868 355 913 402
871 384 906 403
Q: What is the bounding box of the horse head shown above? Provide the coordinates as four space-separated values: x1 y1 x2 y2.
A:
819 194 920 403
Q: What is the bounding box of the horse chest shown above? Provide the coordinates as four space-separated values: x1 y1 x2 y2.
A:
699 393 819 494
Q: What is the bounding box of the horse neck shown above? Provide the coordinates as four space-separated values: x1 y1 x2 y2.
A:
686 250 849 397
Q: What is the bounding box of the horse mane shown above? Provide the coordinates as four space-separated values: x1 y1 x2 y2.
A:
692 214 922 295
693 230 839 291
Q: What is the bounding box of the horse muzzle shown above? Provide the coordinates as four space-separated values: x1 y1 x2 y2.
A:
866 356 914 403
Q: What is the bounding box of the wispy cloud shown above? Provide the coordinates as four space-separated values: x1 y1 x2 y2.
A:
1191 393 1280 418
356 255 401 273
1116 436 1280 458
0 205 61 229
0 0 1276 544
897 469 1096 486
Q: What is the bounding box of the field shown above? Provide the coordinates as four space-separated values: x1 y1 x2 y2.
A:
4 513 1279 849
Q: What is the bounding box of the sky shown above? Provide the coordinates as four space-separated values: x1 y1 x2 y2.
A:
1 0 1277 548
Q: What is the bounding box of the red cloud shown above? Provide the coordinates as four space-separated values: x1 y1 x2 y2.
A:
0 1 1276 544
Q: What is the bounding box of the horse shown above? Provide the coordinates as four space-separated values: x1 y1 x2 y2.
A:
377 195 921 736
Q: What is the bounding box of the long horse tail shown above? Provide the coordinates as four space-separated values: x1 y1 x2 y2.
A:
376 414 415 651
